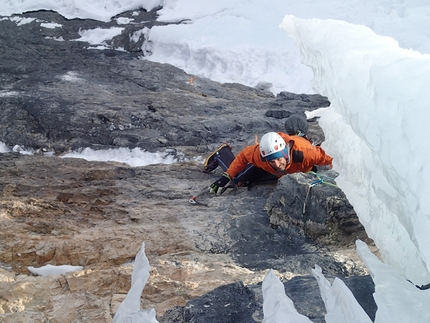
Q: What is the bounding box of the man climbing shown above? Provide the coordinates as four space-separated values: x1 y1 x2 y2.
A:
203 131 333 194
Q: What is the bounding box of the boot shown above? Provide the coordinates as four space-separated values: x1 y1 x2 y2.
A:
202 143 232 173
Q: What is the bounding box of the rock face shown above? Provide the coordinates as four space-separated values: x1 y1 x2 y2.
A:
0 8 376 323
266 171 369 247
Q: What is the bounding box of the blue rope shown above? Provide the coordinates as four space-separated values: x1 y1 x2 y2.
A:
308 171 338 188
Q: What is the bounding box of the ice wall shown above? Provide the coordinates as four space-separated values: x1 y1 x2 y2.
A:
356 240 430 323
280 15 430 285
262 269 313 323
312 264 372 323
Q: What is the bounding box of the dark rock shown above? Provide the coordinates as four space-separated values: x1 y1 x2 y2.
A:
159 274 376 323
343 275 377 321
266 172 370 246
276 92 331 108
182 282 260 323
265 110 294 119
0 10 331 154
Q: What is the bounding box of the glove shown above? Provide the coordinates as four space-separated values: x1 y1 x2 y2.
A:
209 173 231 195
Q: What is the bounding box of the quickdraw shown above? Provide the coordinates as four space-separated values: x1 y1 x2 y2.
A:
302 172 338 214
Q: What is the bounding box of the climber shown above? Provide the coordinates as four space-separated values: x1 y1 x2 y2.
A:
203 131 333 194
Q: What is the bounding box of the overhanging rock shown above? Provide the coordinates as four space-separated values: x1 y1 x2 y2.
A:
265 171 369 247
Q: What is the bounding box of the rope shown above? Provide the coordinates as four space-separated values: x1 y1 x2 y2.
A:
302 172 338 214
308 171 337 184
307 171 338 187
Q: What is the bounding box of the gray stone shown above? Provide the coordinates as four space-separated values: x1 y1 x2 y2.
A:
266 171 370 246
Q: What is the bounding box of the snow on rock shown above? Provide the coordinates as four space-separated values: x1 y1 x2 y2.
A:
312 264 372 323
262 269 313 323
113 242 159 323
27 264 83 276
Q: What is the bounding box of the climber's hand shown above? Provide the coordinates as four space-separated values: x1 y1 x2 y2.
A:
209 173 231 195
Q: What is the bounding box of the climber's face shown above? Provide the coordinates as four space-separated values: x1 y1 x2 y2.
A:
268 157 287 171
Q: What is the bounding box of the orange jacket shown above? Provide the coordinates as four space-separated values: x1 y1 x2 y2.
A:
225 132 333 179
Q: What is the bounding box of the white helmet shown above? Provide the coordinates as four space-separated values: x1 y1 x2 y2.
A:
259 132 289 161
